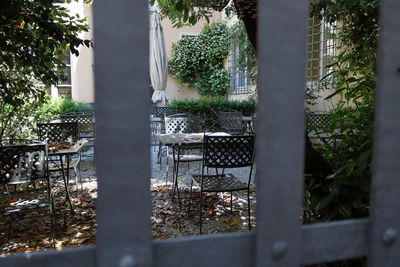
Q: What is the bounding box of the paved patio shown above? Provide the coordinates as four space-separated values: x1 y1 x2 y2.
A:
0 143 257 255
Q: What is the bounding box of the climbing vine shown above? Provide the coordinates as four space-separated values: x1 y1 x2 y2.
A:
169 22 230 97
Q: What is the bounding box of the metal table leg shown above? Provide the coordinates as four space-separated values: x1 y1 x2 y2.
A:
59 155 75 213
171 145 182 210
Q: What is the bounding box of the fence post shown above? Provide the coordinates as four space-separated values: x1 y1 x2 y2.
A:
369 0 400 266
94 0 152 266
256 0 308 266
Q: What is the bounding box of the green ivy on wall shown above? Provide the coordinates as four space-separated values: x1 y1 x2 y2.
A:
169 22 230 97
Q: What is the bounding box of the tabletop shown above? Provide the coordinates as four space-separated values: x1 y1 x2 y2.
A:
155 132 230 146
150 117 162 123
48 140 88 156
242 116 253 122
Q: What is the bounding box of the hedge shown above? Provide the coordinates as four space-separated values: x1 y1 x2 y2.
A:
168 97 256 130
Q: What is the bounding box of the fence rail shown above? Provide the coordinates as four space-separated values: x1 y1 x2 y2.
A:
1 0 399 266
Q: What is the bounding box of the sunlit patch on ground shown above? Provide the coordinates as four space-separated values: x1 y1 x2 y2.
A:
0 148 257 256
0 177 97 256
151 181 256 238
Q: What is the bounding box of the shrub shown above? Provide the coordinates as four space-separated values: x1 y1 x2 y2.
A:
169 97 255 115
0 96 93 141
304 0 379 225
34 96 92 121
169 22 230 97
168 97 256 129
56 97 92 115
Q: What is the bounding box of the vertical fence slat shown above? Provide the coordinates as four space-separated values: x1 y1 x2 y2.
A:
256 0 308 266
369 0 400 266
94 1 152 266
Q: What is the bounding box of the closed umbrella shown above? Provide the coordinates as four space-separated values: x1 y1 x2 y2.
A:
150 12 168 105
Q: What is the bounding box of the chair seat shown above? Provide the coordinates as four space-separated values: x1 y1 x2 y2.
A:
168 154 203 162
79 133 95 139
192 174 248 192
0 190 50 213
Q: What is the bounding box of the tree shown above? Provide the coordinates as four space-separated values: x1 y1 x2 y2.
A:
152 0 332 184
0 0 91 140
0 0 91 105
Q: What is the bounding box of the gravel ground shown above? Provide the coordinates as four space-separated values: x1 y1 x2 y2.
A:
82 145 258 237
150 145 257 237
0 143 258 255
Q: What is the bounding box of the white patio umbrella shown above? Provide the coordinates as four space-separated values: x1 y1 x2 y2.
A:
150 12 168 105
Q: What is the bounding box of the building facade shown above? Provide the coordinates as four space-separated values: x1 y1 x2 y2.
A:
62 2 338 110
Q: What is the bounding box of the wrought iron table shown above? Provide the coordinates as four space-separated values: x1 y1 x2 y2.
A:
48 140 87 213
156 132 229 208
242 116 254 133
150 115 162 143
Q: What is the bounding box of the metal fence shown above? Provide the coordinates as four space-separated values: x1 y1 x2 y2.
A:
1 0 399 266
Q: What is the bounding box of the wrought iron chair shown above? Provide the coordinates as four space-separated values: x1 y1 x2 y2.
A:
188 135 255 233
154 106 180 137
153 106 179 119
306 112 339 151
306 112 332 131
37 122 82 192
153 106 179 158
165 114 200 134
151 102 156 115
250 115 256 135
37 122 79 143
60 114 95 140
164 115 203 191
60 114 95 158
218 110 247 134
0 140 54 240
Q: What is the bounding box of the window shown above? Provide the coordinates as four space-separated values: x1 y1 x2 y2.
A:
306 17 338 92
40 51 72 96
57 51 72 97
229 38 252 95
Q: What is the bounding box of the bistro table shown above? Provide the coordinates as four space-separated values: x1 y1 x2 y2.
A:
150 115 162 149
242 116 254 133
48 139 87 213
155 132 229 207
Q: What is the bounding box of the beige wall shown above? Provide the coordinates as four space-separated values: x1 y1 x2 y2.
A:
71 1 94 103
65 4 223 104
228 86 257 101
162 12 222 101
68 1 94 103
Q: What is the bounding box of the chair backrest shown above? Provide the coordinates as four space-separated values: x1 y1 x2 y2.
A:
203 135 255 168
151 103 156 115
165 115 200 134
306 112 332 131
37 122 79 143
218 110 245 133
154 106 178 118
60 114 95 134
0 140 48 185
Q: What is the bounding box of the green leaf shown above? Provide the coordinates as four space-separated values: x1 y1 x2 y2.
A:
357 149 372 173
324 86 347 100
188 14 197 25
315 195 334 211
175 0 185 12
